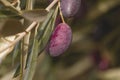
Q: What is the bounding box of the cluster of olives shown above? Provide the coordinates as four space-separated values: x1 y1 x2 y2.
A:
46 0 81 57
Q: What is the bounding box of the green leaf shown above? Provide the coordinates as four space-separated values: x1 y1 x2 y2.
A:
36 9 54 40
37 7 59 54
13 64 20 78
0 10 22 19
21 9 48 22
12 41 21 66
24 39 39 80
22 7 58 80
0 0 22 14
0 18 24 37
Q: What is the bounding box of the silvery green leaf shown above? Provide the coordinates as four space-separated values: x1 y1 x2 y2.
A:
0 10 22 18
21 9 48 22
38 7 58 54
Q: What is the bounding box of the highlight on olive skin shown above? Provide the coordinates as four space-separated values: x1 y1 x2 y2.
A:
60 0 81 18
49 0 81 18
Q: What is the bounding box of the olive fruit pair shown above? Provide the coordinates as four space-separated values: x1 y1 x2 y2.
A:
46 0 76 57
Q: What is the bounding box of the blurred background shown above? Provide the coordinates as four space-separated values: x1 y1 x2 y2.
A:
0 0 120 80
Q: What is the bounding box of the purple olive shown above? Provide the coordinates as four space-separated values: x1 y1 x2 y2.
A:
47 23 72 57
60 0 81 18
90 49 110 70
98 58 109 70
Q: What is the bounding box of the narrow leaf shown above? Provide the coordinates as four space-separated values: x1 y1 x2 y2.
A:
37 9 54 41
12 41 21 66
38 7 59 54
24 37 39 80
0 10 22 18
21 9 48 22
13 64 20 78
0 19 24 36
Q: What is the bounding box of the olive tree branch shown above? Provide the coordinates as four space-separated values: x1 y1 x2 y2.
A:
0 0 22 14
0 0 59 65
20 0 35 79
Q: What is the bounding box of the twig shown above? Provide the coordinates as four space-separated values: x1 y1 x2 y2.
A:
0 22 37 53
0 0 59 65
58 1 65 23
11 0 21 10
0 0 22 14
0 0 59 53
46 0 59 11
21 0 35 79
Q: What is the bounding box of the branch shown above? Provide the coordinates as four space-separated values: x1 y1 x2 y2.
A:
0 22 37 65
0 0 59 65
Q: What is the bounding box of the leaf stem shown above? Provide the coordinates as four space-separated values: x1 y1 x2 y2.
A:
58 1 65 23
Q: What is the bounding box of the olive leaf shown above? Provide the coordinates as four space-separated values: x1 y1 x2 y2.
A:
0 18 24 37
38 6 59 54
0 10 22 19
12 42 24 78
0 36 16 64
13 8 58 79
24 39 39 80
13 64 20 78
37 9 54 41
24 9 55 69
21 9 48 22
23 8 57 80
12 41 21 66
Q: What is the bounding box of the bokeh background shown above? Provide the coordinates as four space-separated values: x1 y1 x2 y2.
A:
0 0 120 80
